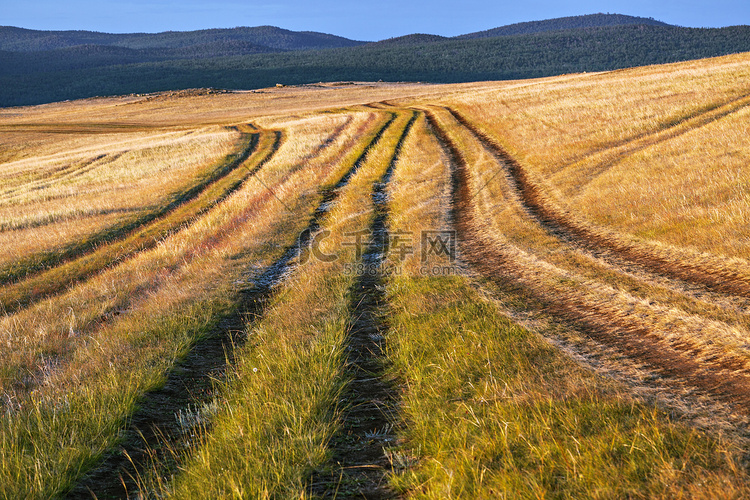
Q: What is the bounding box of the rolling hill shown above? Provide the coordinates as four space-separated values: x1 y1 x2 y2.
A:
456 12 671 38
2 14 750 107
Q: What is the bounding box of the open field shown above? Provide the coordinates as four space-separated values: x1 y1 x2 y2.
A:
2 53 750 498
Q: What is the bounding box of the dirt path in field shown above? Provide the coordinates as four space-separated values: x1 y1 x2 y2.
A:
443 107 750 329
309 112 416 499
66 113 396 500
1 152 114 202
423 108 750 429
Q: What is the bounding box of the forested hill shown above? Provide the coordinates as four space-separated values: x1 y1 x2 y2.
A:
457 13 670 39
0 25 365 52
2 15 750 107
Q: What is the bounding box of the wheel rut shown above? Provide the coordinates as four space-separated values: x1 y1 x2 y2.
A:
0 129 281 316
424 108 750 425
446 107 750 299
0 152 110 202
65 112 398 499
443 108 750 322
309 111 417 499
560 92 750 193
0 128 262 288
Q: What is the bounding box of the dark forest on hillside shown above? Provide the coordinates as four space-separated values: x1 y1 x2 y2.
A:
2 15 749 107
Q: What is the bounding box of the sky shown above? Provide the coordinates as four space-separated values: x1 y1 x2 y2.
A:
3 0 749 41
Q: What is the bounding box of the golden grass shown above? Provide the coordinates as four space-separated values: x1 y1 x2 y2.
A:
438 103 750 298
386 112 455 275
0 110 373 498
574 104 750 257
0 126 164 164
156 110 416 498
0 112 362 399
425 105 750 428
0 128 264 311
434 53 750 257
0 83 451 130
0 127 240 267
3 52 750 497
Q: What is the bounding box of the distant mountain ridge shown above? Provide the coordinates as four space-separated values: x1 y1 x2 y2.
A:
0 14 674 53
0 25 365 52
2 14 750 107
371 34 449 46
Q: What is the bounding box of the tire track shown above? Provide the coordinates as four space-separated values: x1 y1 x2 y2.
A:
0 153 108 200
0 151 132 205
424 108 750 420
65 111 398 500
0 150 121 190
0 126 262 289
287 114 354 175
558 92 750 192
309 110 416 500
446 107 750 298
439 108 750 324
0 129 281 314
0 205 139 233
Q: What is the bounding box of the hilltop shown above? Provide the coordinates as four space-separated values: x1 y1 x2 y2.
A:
457 13 671 38
0 14 669 52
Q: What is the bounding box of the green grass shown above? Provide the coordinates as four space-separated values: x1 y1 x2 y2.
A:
0 284 238 499
0 184 317 498
162 274 350 499
385 275 750 498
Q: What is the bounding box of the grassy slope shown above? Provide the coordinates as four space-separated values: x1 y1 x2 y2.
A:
0 126 241 272
388 275 750 498
0 128 268 304
383 113 750 498
438 52 750 259
0 112 366 498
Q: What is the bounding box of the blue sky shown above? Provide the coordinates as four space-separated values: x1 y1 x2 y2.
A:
3 0 749 40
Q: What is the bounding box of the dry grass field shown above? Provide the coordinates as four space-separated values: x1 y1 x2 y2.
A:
2 54 750 498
